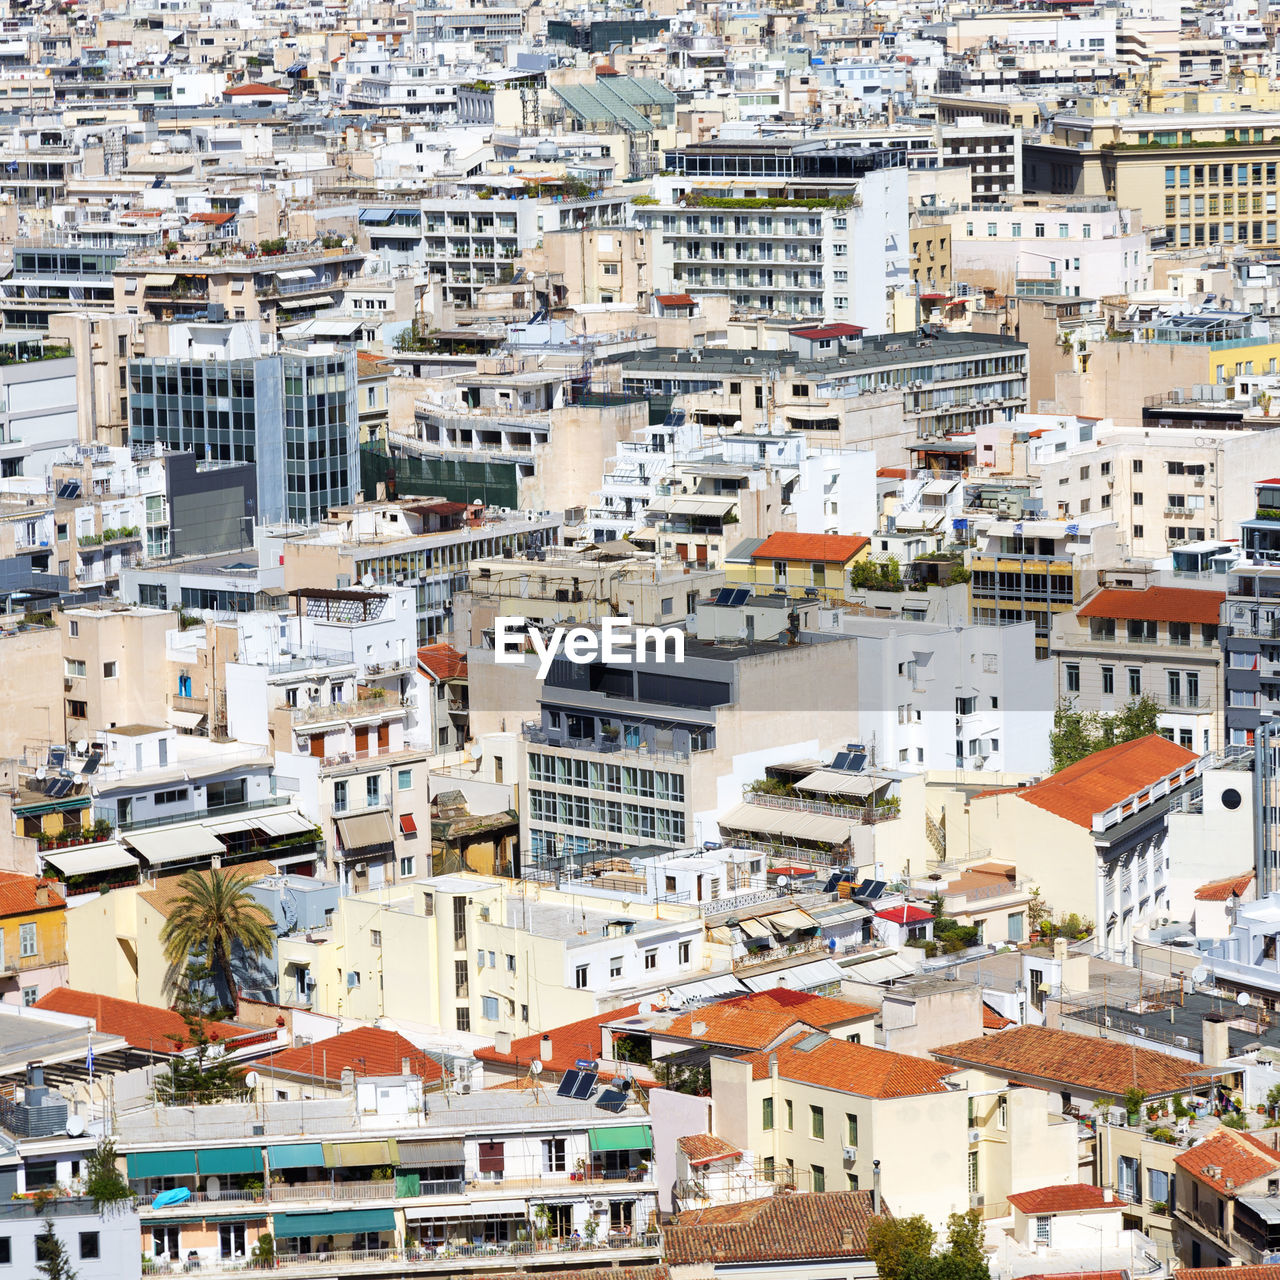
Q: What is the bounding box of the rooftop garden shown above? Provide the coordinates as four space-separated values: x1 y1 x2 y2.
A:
680 192 862 210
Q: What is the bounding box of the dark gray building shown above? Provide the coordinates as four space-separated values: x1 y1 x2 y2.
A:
128 349 359 525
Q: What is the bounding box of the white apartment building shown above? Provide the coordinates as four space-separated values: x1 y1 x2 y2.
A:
945 199 1149 299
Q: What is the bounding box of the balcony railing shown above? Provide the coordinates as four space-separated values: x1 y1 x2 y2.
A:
292 691 405 724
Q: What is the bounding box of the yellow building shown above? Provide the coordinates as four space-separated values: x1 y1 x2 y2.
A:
0 873 67 1005
725 531 871 601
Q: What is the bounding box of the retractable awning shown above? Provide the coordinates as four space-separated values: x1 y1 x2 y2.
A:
43 843 136 877
322 1139 398 1168
197 1147 262 1176
273 1209 395 1237
336 811 395 854
737 918 772 940
405 1199 527 1219
256 811 317 838
167 709 205 730
127 1150 197 1179
125 826 224 864
266 1143 325 1170
276 294 333 310
398 1138 464 1165
766 909 819 935
276 268 316 282
588 1125 652 1152
143 272 176 287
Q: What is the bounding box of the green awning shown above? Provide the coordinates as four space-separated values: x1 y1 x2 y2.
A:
273 1209 395 1238
139 1211 269 1227
267 1143 325 1170
127 1150 198 1179
588 1125 653 1153
197 1147 262 1175
322 1140 397 1168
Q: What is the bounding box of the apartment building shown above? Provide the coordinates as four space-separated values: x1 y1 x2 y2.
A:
1025 109 1280 251
520 626 861 860
640 139 907 326
618 330 1029 442
128 348 358 525
969 516 1121 658
1050 585 1225 753
724 531 870 602
278 500 560 646
940 198 1149 298
0 240 127 335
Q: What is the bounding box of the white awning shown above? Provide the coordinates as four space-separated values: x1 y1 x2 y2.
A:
922 478 956 496
125 825 224 864
166 709 205 730
276 268 316 282
765 909 819 935
718 801 854 845
737 917 773 940
404 1199 528 1219
43 843 137 877
143 272 176 287
206 815 264 836
277 294 333 310
257 811 316 838
795 769 886 798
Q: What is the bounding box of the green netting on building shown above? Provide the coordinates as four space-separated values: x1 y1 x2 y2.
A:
360 444 520 509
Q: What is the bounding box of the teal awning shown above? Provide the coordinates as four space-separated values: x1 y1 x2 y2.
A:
588 1124 653 1153
139 1211 268 1227
127 1150 198 1179
197 1147 262 1175
266 1143 325 1170
273 1209 395 1238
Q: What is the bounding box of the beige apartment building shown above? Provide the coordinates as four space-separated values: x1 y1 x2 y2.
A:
709 1031 1078 1222
540 225 650 308
1049 584 1225 754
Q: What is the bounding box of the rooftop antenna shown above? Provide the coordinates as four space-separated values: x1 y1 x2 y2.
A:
526 1057 548 1104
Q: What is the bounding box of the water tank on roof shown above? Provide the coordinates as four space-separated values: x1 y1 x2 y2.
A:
535 139 559 161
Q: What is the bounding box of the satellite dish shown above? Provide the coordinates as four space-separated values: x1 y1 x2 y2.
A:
205 1176 221 1201
1192 965 1210 985
529 1059 543 1075
1238 991 1252 1007
65 1115 85 1137
244 1070 260 1088
629 858 643 873
76 739 88 754
361 573 375 589
472 742 483 761
35 767 45 780
639 1001 654 1015
776 875 789 889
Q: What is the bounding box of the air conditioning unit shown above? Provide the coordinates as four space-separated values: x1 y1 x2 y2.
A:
355 862 367 874
968 1128 981 1143
842 1145 857 1161
592 1199 607 1210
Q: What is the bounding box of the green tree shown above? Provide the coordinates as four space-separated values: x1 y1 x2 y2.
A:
84 1138 133 1215
160 869 274 1014
867 1212 989 1280
153 961 247 1105
1049 697 1163 772
35 1219 77 1280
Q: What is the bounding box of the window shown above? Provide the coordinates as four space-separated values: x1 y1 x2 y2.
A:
78 1232 100 1261
370 930 382 947
1133 459 1143 473
1065 663 1080 693
1133 491 1143 505
1035 1216 1051 1244
482 996 499 1021
103 661 117 679
399 856 415 877
644 949 657 970
763 1097 774 1130
812 1164 826 1192
997 1095 1008 1129
64 659 85 678
678 940 690 965
847 1113 858 1144
18 924 35 959
1128 668 1142 696
506 953 516 973
66 700 86 720
1149 1167 1170 1207
366 775 380 805
575 965 589 988
20 987 35 1007
1102 666 1114 694
456 1007 470 1032
398 769 412 790
811 1105 825 1139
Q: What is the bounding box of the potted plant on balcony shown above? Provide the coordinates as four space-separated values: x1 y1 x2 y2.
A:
1123 1087 1146 1126
251 1233 274 1269
584 1217 599 1248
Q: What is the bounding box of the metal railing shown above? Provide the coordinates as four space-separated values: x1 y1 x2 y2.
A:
292 691 405 724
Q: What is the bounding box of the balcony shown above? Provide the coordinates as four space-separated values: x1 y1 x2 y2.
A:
293 691 406 726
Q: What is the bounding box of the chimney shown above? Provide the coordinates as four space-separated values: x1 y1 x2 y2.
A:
34 880 49 908
340 1066 356 1095
1053 937 1067 965
872 1159 882 1215
401 1057 411 1075
769 1052 779 1080
692 1020 708 1037
494 1029 512 1055
841 1227 855 1249
539 1035 553 1062
1203 1013 1230 1067
1103 1188 1114 1202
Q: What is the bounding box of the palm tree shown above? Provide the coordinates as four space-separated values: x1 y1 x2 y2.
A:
160 870 275 1015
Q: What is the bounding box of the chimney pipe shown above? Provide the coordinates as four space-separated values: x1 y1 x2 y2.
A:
872 1159 882 1215
401 1057 411 1075
539 1035 553 1062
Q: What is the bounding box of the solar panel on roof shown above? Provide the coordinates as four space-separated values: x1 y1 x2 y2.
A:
595 1089 627 1113
47 747 65 770
55 481 81 500
80 751 101 775
571 1071 598 1099
46 778 71 798
556 1070 582 1098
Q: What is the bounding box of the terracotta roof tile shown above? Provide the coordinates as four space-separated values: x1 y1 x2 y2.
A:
473 1003 651 1079
225 81 289 95
1182 1269 1280 1280
932 1025 1205 1096
655 293 695 306
1078 586 1225 626
1012 735 1197 830
1008 1184 1115 1213
1173 1127 1280 1195
740 1031 956 1099
0 873 63 916
189 212 236 225
259 1027 444 1083
790 324 866 339
677 1133 742 1165
139 860 276 918
1195 871 1254 902
750 531 869 564
33 988 252 1053
666 1191 878 1264
417 643 468 681
982 1004 1014 1030
660 988 876 1049
1020 1272 1128 1280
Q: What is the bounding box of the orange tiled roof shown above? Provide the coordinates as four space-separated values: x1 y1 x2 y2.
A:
0 873 63 916
656 293 695 306
1020 1273 1127 1280
660 988 876 1049
677 1133 742 1165
417 643 467 681
982 1004 1014 1030
1181 1270 1280 1280
1196 871 1254 902
473 1002 650 1078
34 988 252 1053
1173 1127 1280 1195
750 531 869 565
225 81 289 95
1012 735 1198 830
932 1025 1205 1095
139 860 276 918
1008 1184 1115 1214
259 1026 444 1083
1078 586 1225 627
189 212 236 225
740 1031 956 1099
666 1191 877 1264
